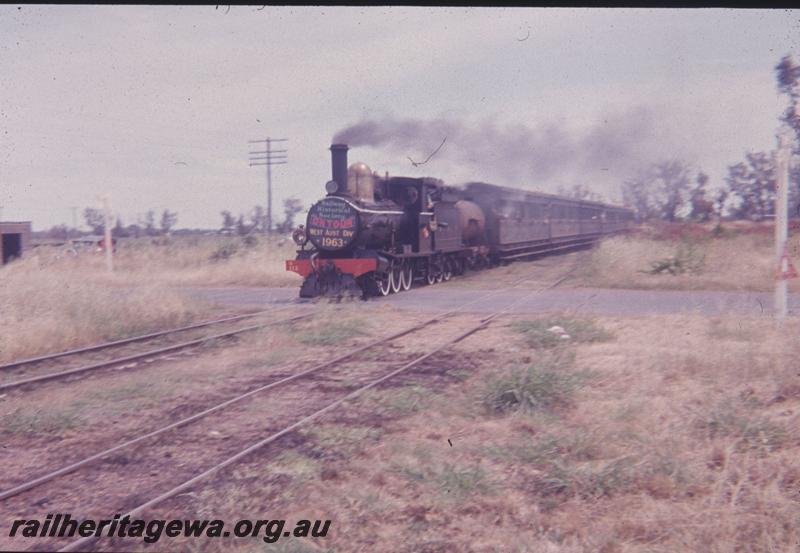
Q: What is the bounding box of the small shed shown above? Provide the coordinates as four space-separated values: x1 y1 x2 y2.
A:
0 222 32 264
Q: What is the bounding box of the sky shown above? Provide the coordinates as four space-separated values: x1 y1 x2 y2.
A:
1 6 798 231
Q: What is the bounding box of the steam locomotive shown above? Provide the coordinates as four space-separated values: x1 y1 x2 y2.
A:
285 144 633 298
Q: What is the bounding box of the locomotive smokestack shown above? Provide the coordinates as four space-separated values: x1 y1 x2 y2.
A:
330 144 349 194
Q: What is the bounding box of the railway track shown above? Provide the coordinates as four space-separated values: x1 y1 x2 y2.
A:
0 267 575 552
0 306 311 393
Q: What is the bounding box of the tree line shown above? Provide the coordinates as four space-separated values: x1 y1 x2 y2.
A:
620 148 799 223
219 197 304 236
43 196 305 240
574 54 800 223
43 209 179 240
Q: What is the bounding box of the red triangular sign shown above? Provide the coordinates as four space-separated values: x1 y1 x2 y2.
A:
777 250 799 280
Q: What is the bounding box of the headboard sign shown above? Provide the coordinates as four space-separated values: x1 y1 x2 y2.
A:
307 197 359 250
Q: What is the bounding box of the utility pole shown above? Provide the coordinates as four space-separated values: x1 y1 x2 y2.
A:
248 137 288 233
102 195 113 273
774 127 793 322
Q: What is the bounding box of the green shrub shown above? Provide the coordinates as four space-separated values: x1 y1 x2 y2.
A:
392 460 491 501
2 405 86 436
359 385 431 418
482 353 584 414
647 239 706 275
700 403 787 452
437 464 490 499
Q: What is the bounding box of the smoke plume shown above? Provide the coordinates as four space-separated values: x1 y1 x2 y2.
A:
333 108 672 198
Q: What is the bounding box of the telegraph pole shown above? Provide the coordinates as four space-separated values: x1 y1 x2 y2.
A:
249 137 288 233
102 195 113 273
774 127 793 322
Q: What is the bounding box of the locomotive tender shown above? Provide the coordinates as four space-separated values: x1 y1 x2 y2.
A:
286 144 633 298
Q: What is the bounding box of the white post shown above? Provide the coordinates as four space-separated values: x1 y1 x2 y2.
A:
775 128 791 322
102 195 114 273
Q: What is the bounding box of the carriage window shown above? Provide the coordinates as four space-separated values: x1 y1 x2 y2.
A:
501 202 523 218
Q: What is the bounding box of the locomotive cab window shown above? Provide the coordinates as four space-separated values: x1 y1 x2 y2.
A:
388 179 422 210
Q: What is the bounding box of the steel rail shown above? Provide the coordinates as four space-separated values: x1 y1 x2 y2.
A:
0 265 564 502
0 315 437 501
0 307 294 372
0 311 311 393
498 237 598 260
57 269 573 553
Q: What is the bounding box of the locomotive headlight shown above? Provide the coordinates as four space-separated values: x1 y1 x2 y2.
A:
292 227 308 246
325 180 339 194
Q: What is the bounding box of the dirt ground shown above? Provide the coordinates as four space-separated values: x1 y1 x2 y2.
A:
3 300 797 552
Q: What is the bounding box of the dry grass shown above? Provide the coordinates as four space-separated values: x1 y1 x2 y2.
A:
0 259 207 363
510 317 614 348
576 222 800 292
111 234 301 287
34 234 301 288
193 312 800 553
445 221 800 293
0 234 299 363
296 319 370 347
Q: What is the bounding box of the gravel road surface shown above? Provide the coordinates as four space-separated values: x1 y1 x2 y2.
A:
185 286 798 317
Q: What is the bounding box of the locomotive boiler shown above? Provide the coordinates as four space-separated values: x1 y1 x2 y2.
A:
286 144 633 298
